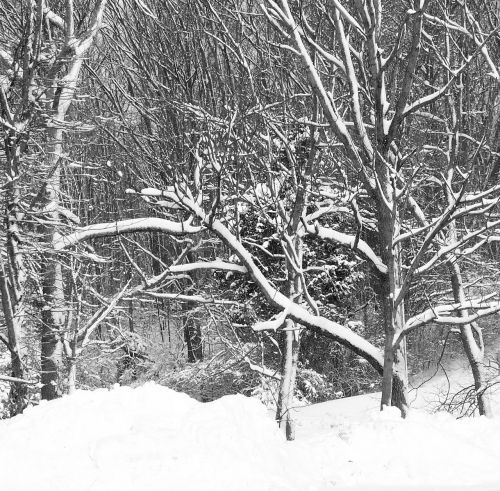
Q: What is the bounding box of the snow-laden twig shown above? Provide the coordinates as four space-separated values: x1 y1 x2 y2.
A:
244 357 281 380
0 374 39 385
54 217 202 250
304 221 387 274
253 309 289 332
142 292 239 306
401 294 500 340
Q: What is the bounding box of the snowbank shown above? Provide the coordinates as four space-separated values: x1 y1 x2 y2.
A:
0 383 313 491
294 399 500 489
1 381 500 490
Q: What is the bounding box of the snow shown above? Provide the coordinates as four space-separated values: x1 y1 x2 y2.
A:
1 377 500 490
293 394 500 489
0 383 312 491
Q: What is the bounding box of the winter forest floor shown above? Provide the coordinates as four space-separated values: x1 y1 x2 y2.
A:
1 359 500 491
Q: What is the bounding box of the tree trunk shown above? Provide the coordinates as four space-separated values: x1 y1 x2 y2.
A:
390 345 409 416
1 133 29 415
276 236 305 440
461 327 491 416
184 307 203 363
184 251 203 362
67 358 77 395
448 261 492 416
377 198 409 416
40 129 66 400
40 254 65 400
380 321 409 416
276 320 300 440
0 260 28 415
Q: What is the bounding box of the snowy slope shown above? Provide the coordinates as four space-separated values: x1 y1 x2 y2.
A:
293 395 500 489
1 379 500 490
0 384 314 491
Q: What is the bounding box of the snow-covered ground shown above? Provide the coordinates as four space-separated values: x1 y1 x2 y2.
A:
1 370 500 490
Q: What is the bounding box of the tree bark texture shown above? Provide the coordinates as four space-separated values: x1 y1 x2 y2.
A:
1 132 29 414
377 193 409 416
40 126 66 400
276 320 300 441
448 261 492 416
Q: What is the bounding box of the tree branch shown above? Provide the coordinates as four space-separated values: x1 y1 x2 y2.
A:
304 221 387 274
54 217 202 250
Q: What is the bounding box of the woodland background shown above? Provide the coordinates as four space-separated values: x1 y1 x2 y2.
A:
2 0 500 440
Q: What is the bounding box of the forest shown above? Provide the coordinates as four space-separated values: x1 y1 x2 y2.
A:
2 0 500 452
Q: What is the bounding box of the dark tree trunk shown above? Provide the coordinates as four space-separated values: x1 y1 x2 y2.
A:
39 125 67 400
184 305 203 363
40 251 65 400
183 250 203 362
377 199 409 416
1 134 29 415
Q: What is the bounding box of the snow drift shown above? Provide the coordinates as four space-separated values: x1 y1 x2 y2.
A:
1 381 500 490
0 383 311 491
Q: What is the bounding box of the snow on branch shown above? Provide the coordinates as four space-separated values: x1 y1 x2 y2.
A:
76 0 108 55
0 374 39 385
142 292 239 306
253 309 289 332
127 187 184 210
272 0 370 191
304 221 387 274
203 216 384 373
244 357 281 380
127 196 386 373
43 7 66 31
402 295 500 338
78 281 131 347
331 0 364 35
168 260 247 275
54 218 202 250
127 260 247 295
415 218 500 275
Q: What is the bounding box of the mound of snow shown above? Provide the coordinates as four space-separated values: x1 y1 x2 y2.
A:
293 388 500 489
1 381 500 490
0 383 318 491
